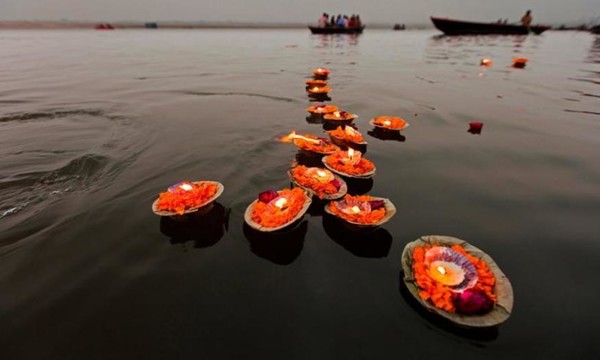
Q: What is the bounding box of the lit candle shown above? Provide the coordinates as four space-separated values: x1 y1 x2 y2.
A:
316 170 327 182
348 148 355 160
480 58 492 67
345 126 358 136
383 120 391 127
351 205 361 214
428 261 465 286
274 197 288 210
180 183 193 191
333 111 341 118
312 169 333 183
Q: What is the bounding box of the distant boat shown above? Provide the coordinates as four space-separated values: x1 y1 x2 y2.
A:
431 17 550 35
95 23 114 30
309 26 365 34
393 24 406 31
591 25 600 35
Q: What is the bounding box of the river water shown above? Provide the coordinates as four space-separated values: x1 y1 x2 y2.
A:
1 29 599 359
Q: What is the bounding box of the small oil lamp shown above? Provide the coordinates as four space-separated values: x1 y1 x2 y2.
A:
168 181 194 192
307 104 339 114
425 247 478 292
336 199 372 215
512 57 528 68
313 67 330 77
179 183 193 191
345 126 359 137
313 169 333 183
383 120 392 127
307 86 331 95
341 148 361 165
480 58 492 67
274 197 288 210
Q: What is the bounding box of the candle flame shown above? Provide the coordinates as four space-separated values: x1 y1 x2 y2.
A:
437 266 446 275
180 183 193 191
312 87 320 92
348 148 355 159
351 205 361 214
345 126 358 135
316 170 327 177
274 197 288 209
333 111 341 118
383 120 391 126
279 131 320 144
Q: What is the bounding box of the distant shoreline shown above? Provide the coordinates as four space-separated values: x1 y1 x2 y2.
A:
0 20 433 30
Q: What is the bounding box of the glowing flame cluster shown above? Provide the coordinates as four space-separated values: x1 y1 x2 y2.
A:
279 131 321 144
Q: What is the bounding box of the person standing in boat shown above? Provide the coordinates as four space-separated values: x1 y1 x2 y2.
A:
336 14 345 28
356 15 362 28
521 10 532 27
318 13 329 28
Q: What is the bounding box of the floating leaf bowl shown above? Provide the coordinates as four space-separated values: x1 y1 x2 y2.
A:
323 112 358 123
244 190 312 232
328 127 368 148
401 235 514 328
305 79 328 87
324 196 396 228
288 168 347 200
292 137 340 157
322 154 376 179
306 104 339 115
307 86 332 95
152 181 224 217
369 116 410 131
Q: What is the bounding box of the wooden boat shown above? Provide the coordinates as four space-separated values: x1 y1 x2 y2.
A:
95 24 114 30
309 26 365 34
431 17 550 35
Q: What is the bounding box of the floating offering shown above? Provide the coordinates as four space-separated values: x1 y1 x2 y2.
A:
305 79 328 87
325 194 396 228
369 115 409 131
480 58 493 67
401 235 513 328
512 57 528 68
152 181 224 216
289 165 347 200
322 148 376 178
468 122 484 134
313 67 330 77
307 86 332 95
279 131 340 156
328 126 367 147
323 111 358 123
244 187 311 232
306 104 339 115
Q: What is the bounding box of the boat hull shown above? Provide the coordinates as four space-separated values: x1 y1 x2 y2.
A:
431 17 550 35
309 26 365 34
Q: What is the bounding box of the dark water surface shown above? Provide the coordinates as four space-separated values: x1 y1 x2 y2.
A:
1 29 599 359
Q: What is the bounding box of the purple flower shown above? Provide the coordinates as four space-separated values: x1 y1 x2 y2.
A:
258 190 279 203
369 200 385 210
453 289 494 315
331 179 341 189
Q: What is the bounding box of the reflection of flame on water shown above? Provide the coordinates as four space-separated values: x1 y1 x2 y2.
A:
279 131 321 144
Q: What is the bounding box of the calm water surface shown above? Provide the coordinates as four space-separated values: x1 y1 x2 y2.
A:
1 29 599 359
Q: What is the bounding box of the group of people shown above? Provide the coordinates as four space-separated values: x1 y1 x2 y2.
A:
317 13 363 28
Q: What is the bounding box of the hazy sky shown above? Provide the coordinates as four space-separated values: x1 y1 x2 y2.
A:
1 0 598 24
